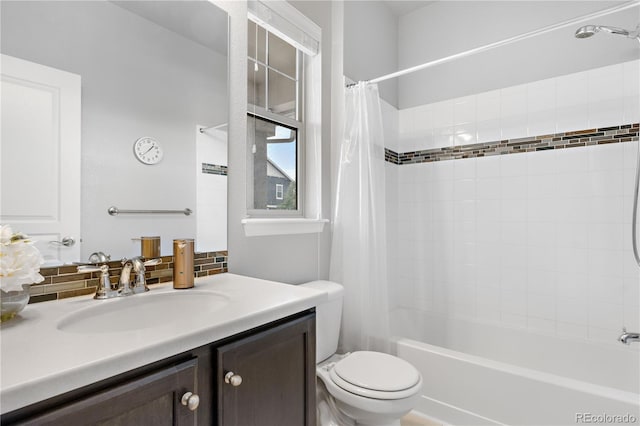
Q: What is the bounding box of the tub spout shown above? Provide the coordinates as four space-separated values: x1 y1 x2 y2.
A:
619 328 640 345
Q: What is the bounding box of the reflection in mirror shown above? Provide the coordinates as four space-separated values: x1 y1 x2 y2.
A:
0 1 228 265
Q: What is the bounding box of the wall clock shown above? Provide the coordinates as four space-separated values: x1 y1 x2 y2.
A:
133 137 163 165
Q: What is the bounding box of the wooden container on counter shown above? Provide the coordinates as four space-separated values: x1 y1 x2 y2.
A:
140 236 161 259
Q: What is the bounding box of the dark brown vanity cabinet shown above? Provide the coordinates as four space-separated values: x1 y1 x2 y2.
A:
2 345 213 426
2 310 315 426
217 312 316 426
11 358 201 426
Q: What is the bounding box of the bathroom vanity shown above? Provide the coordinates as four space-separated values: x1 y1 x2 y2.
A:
0 274 323 425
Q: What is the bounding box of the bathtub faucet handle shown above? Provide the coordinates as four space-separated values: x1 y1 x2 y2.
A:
618 327 640 345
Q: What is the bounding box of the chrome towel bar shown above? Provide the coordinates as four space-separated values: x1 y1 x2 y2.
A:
108 206 193 216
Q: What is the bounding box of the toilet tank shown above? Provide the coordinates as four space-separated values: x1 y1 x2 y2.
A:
300 280 343 362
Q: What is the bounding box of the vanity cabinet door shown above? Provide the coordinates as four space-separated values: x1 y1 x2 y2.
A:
216 312 316 426
15 358 200 426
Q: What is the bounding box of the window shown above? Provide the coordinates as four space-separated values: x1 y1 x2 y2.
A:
247 19 303 215
242 1 327 236
248 22 301 120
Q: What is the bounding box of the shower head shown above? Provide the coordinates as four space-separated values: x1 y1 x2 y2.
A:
574 25 599 38
574 24 639 39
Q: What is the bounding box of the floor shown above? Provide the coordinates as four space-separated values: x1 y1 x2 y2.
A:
401 411 443 426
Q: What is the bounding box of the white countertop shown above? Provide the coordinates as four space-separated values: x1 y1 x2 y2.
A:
0 273 325 414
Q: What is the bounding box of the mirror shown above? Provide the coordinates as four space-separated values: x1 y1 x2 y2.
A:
1 1 228 265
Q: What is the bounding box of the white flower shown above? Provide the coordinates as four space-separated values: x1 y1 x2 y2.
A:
0 225 13 244
0 225 44 292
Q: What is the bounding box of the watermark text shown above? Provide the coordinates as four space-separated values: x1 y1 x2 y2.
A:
576 413 638 424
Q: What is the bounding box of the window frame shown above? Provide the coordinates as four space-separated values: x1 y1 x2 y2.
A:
242 1 327 237
247 19 306 218
275 184 284 200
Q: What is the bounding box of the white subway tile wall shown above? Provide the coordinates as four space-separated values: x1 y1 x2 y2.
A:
398 60 640 150
385 60 640 347
388 143 640 345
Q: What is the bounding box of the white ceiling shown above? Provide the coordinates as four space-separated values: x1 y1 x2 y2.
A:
111 1 227 56
382 1 436 17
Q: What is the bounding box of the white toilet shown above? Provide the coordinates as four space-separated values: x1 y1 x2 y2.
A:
301 281 423 426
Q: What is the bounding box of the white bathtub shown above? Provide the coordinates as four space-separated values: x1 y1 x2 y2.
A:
392 311 640 425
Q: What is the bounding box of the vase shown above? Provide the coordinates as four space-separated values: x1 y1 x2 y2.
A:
0 285 30 322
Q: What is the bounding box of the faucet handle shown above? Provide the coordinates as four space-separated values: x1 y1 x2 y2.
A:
130 257 160 294
143 258 162 267
77 264 108 274
130 257 161 271
78 264 118 299
88 251 111 263
619 327 640 345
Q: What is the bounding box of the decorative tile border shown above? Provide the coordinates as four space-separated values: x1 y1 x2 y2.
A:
202 163 228 176
384 148 400 165
386 123 639 165
28 251 228 304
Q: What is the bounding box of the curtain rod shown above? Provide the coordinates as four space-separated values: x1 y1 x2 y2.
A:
369 0 640 85
199 123 227 133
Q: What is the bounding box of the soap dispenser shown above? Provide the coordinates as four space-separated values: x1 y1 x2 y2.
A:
173 239 194 289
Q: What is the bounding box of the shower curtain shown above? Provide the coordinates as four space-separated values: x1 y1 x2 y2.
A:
330 82 390 354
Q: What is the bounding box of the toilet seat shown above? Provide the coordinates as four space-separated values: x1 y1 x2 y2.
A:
328 351 422 400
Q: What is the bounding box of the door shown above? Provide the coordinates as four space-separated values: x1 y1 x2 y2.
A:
1 54 81 264
14 358 200 426
217 313 316 426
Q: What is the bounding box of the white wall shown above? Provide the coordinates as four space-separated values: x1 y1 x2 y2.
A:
398 1 640 108
1 1 227 259
219 0 335 284
344 0 398 107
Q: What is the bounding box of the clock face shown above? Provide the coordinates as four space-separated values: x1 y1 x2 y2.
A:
133 137 163 165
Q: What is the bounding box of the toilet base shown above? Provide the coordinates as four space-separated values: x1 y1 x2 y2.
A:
316 355 420 426
317 380 405 426
317 380 355 426
334 397 408 426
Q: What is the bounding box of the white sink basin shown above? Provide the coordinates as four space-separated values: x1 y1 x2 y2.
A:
57 291 230 334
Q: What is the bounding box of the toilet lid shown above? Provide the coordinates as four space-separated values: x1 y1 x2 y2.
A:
333 351 420 393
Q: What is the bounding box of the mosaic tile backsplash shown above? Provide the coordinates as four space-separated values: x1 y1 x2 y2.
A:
385 123 639 165
202 163 228 176
28 251 228 304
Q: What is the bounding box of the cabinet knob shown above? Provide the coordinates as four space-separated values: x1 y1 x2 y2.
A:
224 371 243 387
181 391 200 411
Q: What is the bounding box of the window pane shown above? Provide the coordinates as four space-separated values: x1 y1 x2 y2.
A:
268 32 296 78
248 115 297 210
247 59 266 108
247 21 266 63
268 69 296 118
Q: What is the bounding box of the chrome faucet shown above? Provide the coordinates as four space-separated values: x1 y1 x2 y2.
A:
619 328 640 345
77 257 161 300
